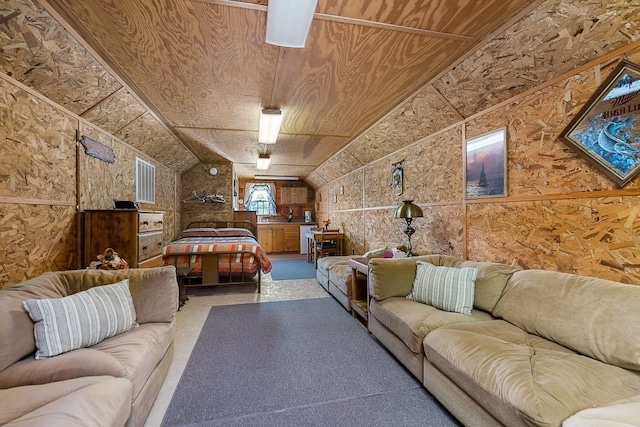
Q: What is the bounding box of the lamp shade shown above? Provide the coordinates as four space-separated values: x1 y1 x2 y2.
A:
258 109 282 144
256 154 271 170
394 200 423 219
265 0 318 48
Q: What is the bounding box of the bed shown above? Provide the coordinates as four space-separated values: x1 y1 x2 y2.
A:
162 221 272 303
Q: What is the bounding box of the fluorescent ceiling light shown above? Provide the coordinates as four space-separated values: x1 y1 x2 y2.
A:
255 175 299 181
265 0 318 48
256 154 271 170
258 109 282 144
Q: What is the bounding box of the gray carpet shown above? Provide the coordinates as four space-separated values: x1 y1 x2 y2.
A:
161 298 462 427
269 258 317 280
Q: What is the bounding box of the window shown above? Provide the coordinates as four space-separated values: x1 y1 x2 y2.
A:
135 157 155 204
245 183 276 216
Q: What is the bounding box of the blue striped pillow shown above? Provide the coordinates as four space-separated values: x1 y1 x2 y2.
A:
407 261 477 315
23 279 138 359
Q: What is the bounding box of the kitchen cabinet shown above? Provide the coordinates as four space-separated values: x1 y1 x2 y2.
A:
257 223 300 253
280 187 308 205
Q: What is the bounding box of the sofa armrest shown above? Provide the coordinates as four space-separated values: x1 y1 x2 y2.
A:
369 255 444 300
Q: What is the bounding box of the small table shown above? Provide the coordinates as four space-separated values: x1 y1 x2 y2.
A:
349 257 369 327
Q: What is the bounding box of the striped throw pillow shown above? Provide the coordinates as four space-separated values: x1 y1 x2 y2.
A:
23 279 138 359
407 261 477 315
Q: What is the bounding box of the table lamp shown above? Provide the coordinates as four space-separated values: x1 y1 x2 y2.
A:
394 200 423 257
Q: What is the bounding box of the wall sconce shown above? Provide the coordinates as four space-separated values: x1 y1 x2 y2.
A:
265 0 318 48
256 154 271 170
394 200 423 257
259 109 282 144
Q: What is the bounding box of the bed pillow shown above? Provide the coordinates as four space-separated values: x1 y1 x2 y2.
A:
179 228 218 238
179 227 254 238
22 279 138 359
214 228 254 238
407 261 477 315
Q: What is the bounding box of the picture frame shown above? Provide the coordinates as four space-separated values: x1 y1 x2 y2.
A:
464 128 507 199
559 60 640 187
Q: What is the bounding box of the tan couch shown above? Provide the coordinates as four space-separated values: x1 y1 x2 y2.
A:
315 242 406 311
0 266 178 427
368 255 640 427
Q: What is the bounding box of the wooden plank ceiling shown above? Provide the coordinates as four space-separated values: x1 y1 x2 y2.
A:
32 0 536 178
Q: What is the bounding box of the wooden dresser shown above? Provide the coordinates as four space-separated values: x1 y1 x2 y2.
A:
84 210 164 268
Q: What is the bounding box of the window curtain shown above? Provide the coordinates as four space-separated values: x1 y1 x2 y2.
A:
244 182 276 215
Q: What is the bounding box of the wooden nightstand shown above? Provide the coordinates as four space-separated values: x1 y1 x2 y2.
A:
349 257 369 327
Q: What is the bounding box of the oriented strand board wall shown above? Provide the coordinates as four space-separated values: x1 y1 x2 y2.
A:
0 73 181 288
0 78 77 288
317 46 640 284
180 162 234 229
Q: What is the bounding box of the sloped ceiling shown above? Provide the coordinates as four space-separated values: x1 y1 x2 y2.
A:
1 0 539 177
2 1 636 182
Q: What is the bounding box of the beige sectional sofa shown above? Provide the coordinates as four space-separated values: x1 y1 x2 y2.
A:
368 254 640 427
0 266 178 427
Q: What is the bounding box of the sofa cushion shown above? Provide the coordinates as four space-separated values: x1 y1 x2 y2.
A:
493 269 640 370
22 279 138 359
457 260 518 312
91 322 174 399
328 264 352 296
369 297 493 353
563 395 640 427
0 376 132 427
369 255 443 300
407 262 477 315
0 322 173 399
0 348 127 389
424 320 640 427
422 255 518 312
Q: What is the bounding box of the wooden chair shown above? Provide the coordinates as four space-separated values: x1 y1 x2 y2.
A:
306 227 321 264
314 229 342 268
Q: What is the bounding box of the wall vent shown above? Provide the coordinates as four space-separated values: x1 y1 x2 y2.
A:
135 157 155 204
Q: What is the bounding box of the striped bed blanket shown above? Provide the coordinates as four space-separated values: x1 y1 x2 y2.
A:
162 236 273 274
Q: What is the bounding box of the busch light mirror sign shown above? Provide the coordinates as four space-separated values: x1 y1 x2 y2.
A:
560 60 640 187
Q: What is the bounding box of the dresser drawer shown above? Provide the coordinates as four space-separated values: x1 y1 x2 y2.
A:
138 231 163 262
139 213 164 233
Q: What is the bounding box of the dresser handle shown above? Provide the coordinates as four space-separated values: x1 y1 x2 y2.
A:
156 221 163 225
157 242 163 247
142 221 149 225
142 245 149 250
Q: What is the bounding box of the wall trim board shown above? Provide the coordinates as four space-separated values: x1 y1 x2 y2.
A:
0 197 75 206
464 188 640 204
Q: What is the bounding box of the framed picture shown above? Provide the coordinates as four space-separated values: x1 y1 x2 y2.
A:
464 128 507 199
559 60 640 187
